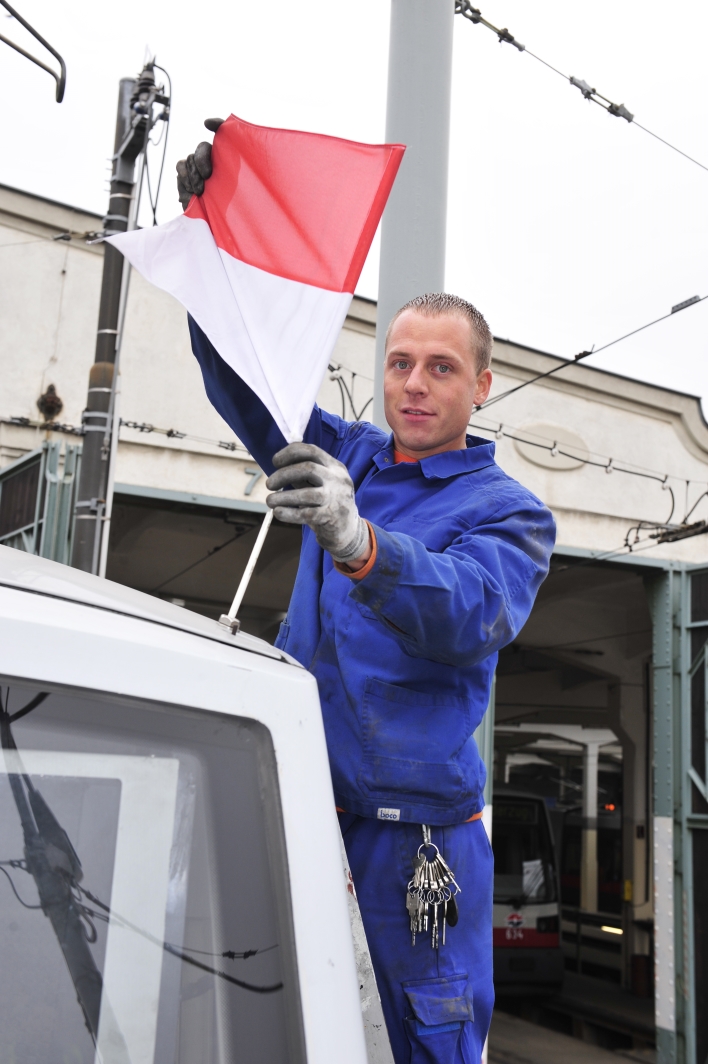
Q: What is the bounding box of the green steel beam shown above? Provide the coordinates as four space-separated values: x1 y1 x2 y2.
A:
113 482 268 514
646 570 678 1063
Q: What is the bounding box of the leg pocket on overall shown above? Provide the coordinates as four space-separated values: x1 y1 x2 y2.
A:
358 678 471 805
403 974 474 1064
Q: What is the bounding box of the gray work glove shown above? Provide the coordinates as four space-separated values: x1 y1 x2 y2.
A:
266 443 370 564
176 118 224 210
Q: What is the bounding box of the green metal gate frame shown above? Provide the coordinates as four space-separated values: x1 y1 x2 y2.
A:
0 441 81 563
547 549 707 1064
646 563 708 1064
481 549 684 1058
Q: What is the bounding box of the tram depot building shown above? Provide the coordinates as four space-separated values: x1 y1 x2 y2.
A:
2 182 708 1063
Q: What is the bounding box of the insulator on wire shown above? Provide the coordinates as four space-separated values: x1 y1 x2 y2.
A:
454 2 523 49
607 101 634 122
570 75 634 122
455 1 482 24
671 295 700 313
570 77 595 99
497 27 525 51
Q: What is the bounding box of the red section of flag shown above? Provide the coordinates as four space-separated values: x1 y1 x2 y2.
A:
186 114 405 294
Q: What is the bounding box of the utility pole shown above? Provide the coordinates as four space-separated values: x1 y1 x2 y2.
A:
373 0 455 429
71 63 169 573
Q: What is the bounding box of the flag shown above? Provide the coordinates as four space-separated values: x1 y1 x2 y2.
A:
108 115 405 442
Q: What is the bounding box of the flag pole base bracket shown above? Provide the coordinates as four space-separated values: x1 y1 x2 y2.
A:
218 614 241 634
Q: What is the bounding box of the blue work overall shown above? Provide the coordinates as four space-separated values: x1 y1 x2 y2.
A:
190 319 556 1062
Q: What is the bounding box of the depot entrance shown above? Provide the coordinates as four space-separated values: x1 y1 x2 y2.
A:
491 553 708 1064
491 554 654 1047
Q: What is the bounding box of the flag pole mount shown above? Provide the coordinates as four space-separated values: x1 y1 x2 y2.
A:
219 508 275 634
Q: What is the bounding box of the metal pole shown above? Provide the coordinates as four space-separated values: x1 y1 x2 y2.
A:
72 65 165 573
580 741 599 912
99 140 151 579
474 674 495 1064
647 571 678 1064
71 76 137 572
373 0 455 430
97 197 139 579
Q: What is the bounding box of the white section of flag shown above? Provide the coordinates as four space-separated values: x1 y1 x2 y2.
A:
109 215 352 442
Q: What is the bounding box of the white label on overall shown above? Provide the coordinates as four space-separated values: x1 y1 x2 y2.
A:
377 807 400 821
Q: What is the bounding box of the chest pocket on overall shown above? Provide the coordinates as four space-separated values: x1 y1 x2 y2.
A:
358 678 472 806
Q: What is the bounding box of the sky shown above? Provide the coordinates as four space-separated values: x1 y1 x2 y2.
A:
2 0 708 410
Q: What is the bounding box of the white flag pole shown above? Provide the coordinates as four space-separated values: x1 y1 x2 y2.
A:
219 428 302 635
219 507 275 633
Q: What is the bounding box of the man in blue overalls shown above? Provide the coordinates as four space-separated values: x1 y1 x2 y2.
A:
177 144 556 1064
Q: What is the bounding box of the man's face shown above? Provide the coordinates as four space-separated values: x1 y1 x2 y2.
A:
383 310 493 458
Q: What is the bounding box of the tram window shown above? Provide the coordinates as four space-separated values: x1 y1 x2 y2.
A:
493 798 557 904
0 680 303 1064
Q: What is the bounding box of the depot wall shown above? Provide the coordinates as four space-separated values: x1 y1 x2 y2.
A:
2 182 708 566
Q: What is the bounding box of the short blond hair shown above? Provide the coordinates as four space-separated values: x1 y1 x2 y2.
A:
386 292 493 373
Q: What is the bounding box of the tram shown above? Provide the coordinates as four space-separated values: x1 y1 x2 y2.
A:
491 786 564 994
0 546 386 1064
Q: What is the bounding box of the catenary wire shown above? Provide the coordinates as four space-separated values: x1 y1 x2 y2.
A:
547 526 705 578
151 64 172 222
467 418 708 541
476 294 708 413
454 1 708 175
0 238 55 250
683 489 708 524
467 416 707 512
0 416 250 457
143 63 171 226
5 401 707 525
119 419 250 455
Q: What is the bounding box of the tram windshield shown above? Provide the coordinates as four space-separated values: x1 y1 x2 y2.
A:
0 679 303 1064
493 795 557 905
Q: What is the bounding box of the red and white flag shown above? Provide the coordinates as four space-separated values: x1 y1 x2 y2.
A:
109 115 404 442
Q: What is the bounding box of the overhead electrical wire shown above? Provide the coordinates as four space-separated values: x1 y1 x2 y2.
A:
555 532 676 571
119 418 249 455
143 62 172 226
468 414 706 498
328 363 374 421
476 293 708 413
0 415 249 456
6 381 708 534
468 415 708 547
454 1 708 175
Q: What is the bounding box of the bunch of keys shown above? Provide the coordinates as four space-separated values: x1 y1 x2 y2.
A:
406 825 461 949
